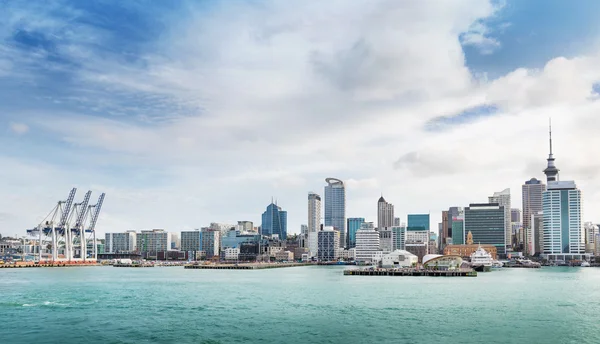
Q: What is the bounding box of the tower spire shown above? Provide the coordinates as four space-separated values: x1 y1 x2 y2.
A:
543 118 559 183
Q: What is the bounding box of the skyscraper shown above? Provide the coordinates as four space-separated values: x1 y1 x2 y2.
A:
324 178 346 248
407 214 430 231
261 201 287 240
377 195 394 229
308 192 322 257
543 181 584 259
511 209 521 223
464 203 506 256
543 120 560 183
347 217 365 248
488 188 511 248
522 178 546 230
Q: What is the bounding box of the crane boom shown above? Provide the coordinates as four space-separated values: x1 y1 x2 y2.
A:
74 191 92 230
87 193 105 233
57 188 77 229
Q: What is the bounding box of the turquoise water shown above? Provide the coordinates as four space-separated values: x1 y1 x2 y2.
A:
1 266 600 343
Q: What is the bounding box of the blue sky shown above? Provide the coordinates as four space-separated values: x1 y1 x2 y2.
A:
2 0 600 236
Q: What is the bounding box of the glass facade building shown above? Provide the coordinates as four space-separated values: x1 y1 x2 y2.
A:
464 203 506 256
407 214 430 231
542 181 584 255
261 202 288 240
324 178 346 248
347 218 365 248
451 220 465 245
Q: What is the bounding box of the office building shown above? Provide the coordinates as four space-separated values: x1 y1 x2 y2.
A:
464 203 506 256
379 228 394 253
237 221 254 233
180 230 202 252
584 222 599 253
324 178 346 248
391 226 406 251
511 208 521 224
318 227 340 261
105 231 136 253
136 229 174 253
451 218 465 245
209 223 236 237
542 181 585 260
441 210 449 247
299 224 308 249
522 178 546 231
407 214 430 231
394 217 401 227
347 218 365 249
201 228 221 258
261 201 287 240
355 224 380 263
489 188 512 249
377 195 394 229
308 192 321 257
221 229 260 249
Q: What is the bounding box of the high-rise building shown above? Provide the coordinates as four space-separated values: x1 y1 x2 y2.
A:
261 201 287 240
464 203 506 256
180 229 202 252
511 209 521 223
531 212 544 256
355 223 380 263
407 214 430 231
324 178 346 248
317 227 340 261
308 192 322 257
542 181 584 259
584 222 599 253
522 178 546 230
441 210 449 247
488 188 511 248
377 196 394 229
451 218 465 245
300 224 308 249
136 229 174 253
394 217 401 227
201 228 221 258
379 228 394 253
105 231 136 253
347 218 365 249
391 226 406 251
237 221 254 233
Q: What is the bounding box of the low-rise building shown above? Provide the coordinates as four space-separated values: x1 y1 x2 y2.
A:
443 231 498 259
275 250 293 262
224 247 240 260
379 250 418 268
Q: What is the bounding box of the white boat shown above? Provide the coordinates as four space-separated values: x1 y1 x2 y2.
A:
491 260 503 268
470 245 493 272
581 261 591 267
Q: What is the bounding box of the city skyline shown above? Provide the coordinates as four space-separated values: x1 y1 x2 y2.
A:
2 1 600 237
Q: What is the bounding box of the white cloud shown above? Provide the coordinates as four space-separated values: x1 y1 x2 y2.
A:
2 1 600 238
9 122 29 135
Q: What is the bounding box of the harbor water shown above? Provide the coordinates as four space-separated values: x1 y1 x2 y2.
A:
1 266 600 343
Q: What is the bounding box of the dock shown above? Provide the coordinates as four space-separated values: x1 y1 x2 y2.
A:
184 263 311 270
344 269 477 277
0 262 100 269
113 264 154 268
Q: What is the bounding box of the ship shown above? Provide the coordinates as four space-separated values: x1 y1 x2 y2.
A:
470 245 493 272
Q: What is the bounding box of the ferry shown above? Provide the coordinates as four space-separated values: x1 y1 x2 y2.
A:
470 245 493 272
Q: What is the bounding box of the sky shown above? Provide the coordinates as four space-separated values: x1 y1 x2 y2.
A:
2 0 600 238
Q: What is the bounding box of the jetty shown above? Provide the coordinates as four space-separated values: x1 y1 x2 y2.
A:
113 263 154 268
184 262 311 270
0 262 100 269
344 268 477 277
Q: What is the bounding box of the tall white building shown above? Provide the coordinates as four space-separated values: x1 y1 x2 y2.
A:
136 229 174 252
543 181 585 259
377 196 394 229
355 224 380 263
308 192 322 257
489 188 512 248
391 226 406 251
324 178 346 248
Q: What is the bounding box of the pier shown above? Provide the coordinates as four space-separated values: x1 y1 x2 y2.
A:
344 269 477 277
184 262 311 270
0 262 100 269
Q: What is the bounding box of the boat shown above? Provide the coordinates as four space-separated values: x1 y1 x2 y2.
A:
470 245 493 272
581 261 591 267
491 260 503 269
470 245 493 271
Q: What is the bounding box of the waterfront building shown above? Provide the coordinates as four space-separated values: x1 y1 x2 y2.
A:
239 242 259 261
318 227 340 261
308 192 322 257
407 214 430 231
355 224 380 263
452 218 465 245
379 250 418 268
340 248 355 261
224 247 240 260
464 203 506 256
275 250 294 262
522 178 546 231
136 229 174 253
444 231 498 259
347 218 365 248
377 195 394 229
261 201 288 240
488 188 512 249
423 255 462 270
201 228 221 259
542 181 585 260
105 230 137 253
324 178 346 248
391 226 406 251
180 229 202 252
595 233 600 257
584 222 598 253
221 228 260 249
379 228 394 253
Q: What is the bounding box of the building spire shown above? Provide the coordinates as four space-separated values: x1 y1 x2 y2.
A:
543 117 559 183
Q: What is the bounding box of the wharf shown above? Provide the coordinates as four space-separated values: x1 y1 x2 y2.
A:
0 262 100 269
344 269 477 277
185 263 311 270
113 263 154 268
